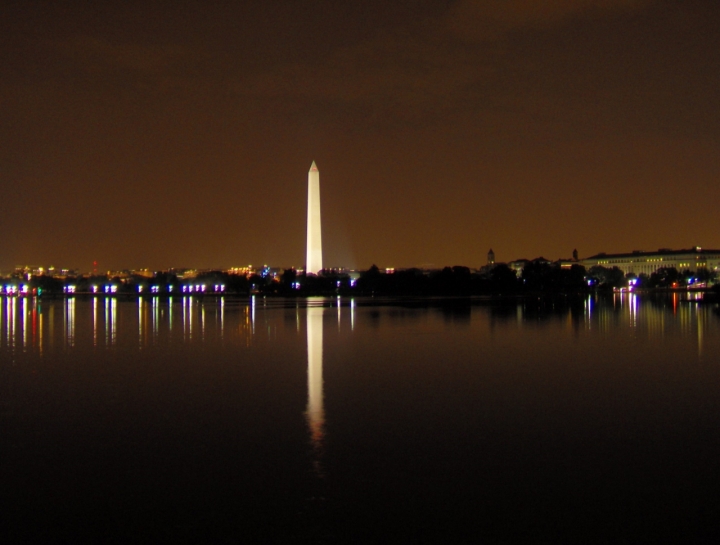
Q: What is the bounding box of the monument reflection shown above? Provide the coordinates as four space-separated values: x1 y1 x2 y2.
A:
306 305 325 472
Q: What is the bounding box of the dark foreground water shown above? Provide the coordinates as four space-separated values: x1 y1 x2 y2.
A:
1 294 720 543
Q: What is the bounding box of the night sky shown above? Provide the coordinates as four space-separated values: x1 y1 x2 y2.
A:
2 0 719 272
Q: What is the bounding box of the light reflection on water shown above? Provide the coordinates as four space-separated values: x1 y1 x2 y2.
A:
306 305 325 476
0 294 718 358
5 297 15 350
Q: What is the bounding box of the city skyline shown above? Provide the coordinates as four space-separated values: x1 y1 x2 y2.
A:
2 1 719 271
3 241 720 278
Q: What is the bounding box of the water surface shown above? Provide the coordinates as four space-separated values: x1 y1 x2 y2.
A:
1 294 720 543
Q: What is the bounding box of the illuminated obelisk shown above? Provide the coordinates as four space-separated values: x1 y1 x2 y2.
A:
306 161 323 275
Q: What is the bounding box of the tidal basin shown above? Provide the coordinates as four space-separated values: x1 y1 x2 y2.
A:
1 295 720 543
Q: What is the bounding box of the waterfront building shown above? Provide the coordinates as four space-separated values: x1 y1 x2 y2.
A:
582 247 720 276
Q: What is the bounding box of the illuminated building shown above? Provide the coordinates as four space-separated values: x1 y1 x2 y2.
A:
582 247 720 276
227 266 254 276
508 258 548 277
306 161 323 275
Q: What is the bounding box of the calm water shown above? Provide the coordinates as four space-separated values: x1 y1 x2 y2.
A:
1 294 720 543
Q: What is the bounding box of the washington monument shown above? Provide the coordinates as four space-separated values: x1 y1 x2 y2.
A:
306 161 323 274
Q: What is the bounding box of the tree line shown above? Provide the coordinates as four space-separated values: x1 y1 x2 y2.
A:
2 260 717 297
351 262 718 296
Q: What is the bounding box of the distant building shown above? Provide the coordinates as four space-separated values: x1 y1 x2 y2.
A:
582 247 720 276
132 269 154 279
227 266 254 276
508 259 530 277
176 269 198 279
487 249 495 266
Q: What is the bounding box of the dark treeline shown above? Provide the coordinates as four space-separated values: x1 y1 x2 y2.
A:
2 260 717 297
1 271 251 296
353 262 584 296
354 265 524 296
336 261 717 297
